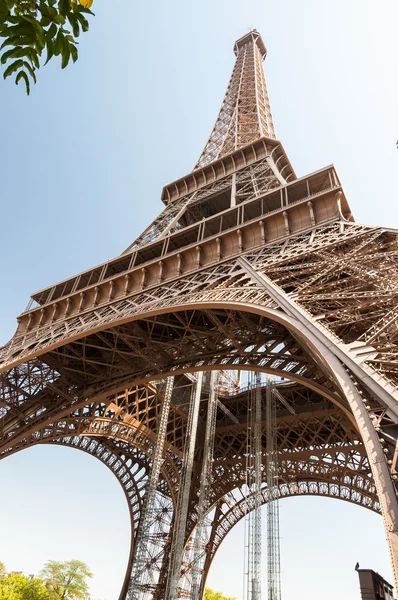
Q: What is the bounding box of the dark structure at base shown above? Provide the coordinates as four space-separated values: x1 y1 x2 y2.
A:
357 568 395 600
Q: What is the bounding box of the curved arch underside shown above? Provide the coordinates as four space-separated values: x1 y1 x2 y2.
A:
0 302 347 456
38 425 380 600
45 435 175 600
179 478 381 591
0 372 380 599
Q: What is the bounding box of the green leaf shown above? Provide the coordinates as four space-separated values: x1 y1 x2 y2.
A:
39 5 58 19
29 48 40 68
0 2 9 21
15 69 30 95
4 13 18 24
52 14 66 25
1 46 33 63
67 13 80 38
69 43 78 63
1 46 20 64
29 22 46 52
3 58 23 79
61 42 70 68
75 12 89 32
9 21 36 37
1 35 33 50
58 0 71 16
53 30 63 55
40 17 51 28
12 47 32 58
78 6 94 16
47 22 57 39
21 60 36 83
44 38 53 64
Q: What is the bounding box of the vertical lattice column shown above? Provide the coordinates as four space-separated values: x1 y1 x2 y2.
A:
244 372 263 600
191 371 219 600
166 372 204 600
266 378 281 600
244 376 254 600
252 372 263 600
128 377 175 600
253 37 274 141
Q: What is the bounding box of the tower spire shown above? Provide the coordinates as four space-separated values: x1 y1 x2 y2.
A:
195 30 276 169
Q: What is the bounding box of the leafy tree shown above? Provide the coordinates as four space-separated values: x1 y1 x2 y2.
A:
204 588 236 600
0 571 52 600
0 0 94 94
40 559 92 600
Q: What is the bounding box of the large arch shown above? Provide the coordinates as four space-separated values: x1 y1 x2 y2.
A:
179 479 382 596
0 374 381 599
0 429 176 600
48 436 146 600
1 284 398 591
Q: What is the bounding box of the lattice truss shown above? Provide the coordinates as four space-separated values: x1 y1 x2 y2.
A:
195 30 275 168
2 225 398 475
1 224 398 520
0 369 381 597
1 27 398 600
124 157 281 253
247 229 398 383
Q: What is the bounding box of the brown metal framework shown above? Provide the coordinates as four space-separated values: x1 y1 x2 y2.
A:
1 29 398 599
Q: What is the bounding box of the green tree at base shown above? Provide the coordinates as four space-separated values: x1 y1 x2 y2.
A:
204 587 237 600
0 571 52 600
40 559 93 599
0 559 93 600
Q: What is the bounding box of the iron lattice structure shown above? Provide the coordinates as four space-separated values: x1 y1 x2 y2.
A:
1 29 398 599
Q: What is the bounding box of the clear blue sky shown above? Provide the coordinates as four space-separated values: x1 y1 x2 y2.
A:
1 0 398 598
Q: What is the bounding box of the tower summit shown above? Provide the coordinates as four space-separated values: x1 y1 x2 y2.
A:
196 30 276 168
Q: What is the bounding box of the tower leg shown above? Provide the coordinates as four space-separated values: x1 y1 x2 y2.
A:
240 257 398 588
333 365 398 588
127 377 175 600
191 371 219 600
166 372 204 600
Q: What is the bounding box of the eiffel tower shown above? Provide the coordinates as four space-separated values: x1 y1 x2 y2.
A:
1 29 398 600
